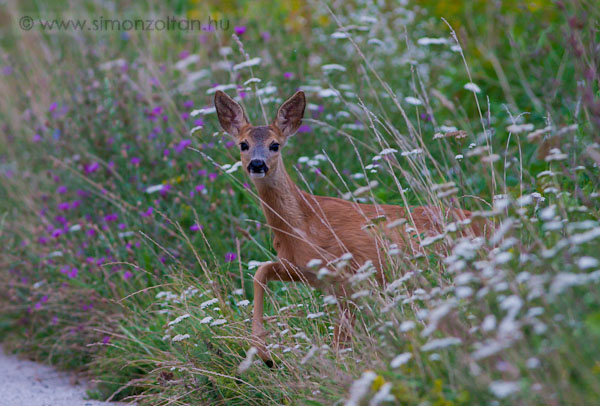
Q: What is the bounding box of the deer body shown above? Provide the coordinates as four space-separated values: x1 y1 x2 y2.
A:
214 90 478 363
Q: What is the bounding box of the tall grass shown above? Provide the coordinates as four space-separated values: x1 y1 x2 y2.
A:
1 0 599 405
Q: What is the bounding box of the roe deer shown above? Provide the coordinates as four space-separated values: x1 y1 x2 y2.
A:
214 90 486 364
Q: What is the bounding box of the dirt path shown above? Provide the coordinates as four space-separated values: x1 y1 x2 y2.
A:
0 345 129 406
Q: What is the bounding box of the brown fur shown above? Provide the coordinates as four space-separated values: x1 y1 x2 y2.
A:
214 90 485 363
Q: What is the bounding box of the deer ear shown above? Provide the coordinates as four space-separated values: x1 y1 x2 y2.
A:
274 91 305 138
214 91 249 137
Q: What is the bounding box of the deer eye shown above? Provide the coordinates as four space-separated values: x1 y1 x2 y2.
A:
269 143 280 152
240 141 249 151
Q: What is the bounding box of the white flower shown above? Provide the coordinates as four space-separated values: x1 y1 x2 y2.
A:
481 315 497 332
307 312 325 319
238 347 258 373
200 316 213 324
417 37 449 45
190 125 202 135
321 64 347 72
380 148 397 155
526 357 541 369
578 256 599 269
99 58 126 71
172 334 190 342
421 337 461 351
225 161 243 173
200 298 218 309
210 319 227 326
345 371 377 406
323 295 338 305
390 352 412 368
168 314 190 327
489 381 520 398
421 302 454 337
399 320 415 332
404 96 422 105
464 82 481 93
307 258 323 268
236 299 250 307
369 382 394 406
331 32 350 39
506 123 534 133
190 106 216 116
232 57 262 71
318 88 340 98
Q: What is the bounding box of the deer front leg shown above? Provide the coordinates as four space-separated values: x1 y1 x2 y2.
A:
251 262 277 364
251 260 313 365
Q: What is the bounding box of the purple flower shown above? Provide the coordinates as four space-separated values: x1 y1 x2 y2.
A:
239 91 247 99
41 295 49 303
297 125 312 133
57 202 70 211
102 336 111 344
163 148 170 156
225 141 235 149
225 252 237 262
195 184 206 193
181 112 190 120
190 223 203 231
2 65 13 75
118 223 126 229
57 185 67 194
123 271 133 280
85 162 100 174
234 26 247 35
284 72 293 79
197 169 207 176
184 100 194 109
175 139 192 153
48 102 58 112
159 184 172 196
261 31 271 41
193 119 204 127
140 207 153 217
104 213 118 222
179 50 190 59
209 173 218 181
68 267 78 278
130 157 141 165
33 134 42 142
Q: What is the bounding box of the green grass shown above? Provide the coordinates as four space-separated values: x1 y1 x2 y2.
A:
1 0 600 405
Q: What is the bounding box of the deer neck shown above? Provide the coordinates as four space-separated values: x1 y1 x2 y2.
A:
252 157 305 232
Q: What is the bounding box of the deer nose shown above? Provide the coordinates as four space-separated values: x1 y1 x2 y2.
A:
248 159 268 173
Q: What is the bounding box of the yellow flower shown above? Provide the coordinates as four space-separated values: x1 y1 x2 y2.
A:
371 374 386 392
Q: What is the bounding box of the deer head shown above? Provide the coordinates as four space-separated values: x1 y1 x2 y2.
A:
214 90 306 181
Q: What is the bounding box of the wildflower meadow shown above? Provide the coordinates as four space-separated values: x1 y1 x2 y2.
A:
1 0 599 405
